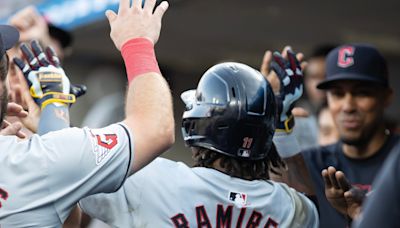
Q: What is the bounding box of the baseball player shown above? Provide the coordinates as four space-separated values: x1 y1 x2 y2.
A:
79 50 319 227
0 0 173 227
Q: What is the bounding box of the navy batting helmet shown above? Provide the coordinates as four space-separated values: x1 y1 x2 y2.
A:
181 62 276 160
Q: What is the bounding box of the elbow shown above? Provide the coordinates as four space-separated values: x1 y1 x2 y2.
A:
160 121 175 150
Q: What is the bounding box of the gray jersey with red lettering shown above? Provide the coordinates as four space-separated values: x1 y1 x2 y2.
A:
80 158 318 227
0 123 133 228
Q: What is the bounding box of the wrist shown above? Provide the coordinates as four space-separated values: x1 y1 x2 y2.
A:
273 131 301 158
276 114 295 133
39 92 76 110
121 38 161 84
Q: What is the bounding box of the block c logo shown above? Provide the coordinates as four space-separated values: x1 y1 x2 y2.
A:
337 46 355 68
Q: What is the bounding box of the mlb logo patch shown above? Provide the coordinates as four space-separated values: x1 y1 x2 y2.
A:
237 149 251 158
229 191 247 206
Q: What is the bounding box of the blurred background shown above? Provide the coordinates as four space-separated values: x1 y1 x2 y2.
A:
1 0 400 165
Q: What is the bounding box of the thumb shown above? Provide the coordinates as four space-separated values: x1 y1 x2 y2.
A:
105 10 117 23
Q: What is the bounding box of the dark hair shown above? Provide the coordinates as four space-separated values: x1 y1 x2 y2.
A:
192 144 286 180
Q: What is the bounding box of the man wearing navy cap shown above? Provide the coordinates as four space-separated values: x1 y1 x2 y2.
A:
290 44 399 228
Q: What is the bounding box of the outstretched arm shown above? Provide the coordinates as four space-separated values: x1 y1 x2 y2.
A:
106 0 174 174
13 41 77 135
262 46 315 196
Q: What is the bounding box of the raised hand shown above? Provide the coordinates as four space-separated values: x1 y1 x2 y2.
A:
322 166 364 219
0 103 28 138
13 40 76 110
105 0 169 50
269 47 304 132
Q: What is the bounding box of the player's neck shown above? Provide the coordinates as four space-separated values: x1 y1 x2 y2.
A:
211 158 253 180
342 127 390 159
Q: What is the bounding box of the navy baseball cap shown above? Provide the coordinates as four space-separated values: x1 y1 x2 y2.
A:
0 25 19 59
317 44 389 89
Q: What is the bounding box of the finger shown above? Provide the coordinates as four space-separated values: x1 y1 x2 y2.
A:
296 52 304 62
327 166 340 189
144 0 157 13
260 50 272 76
20 43 40 70
300 61 308 71
281 46 292 59
154 1 169 18
347 188 366 203
0 121 26 138
292 107 309 117
271 52 287 83
287 50 300 72
9 84 23 107
272 52 286 69
45 47 60 68
105 10 117 23
132 0 142 9
322 169 332 189
13 57 32 82
336 171 351 192
31 40 50 67
70 84 87 98
118 0 131 14
7 103 28 118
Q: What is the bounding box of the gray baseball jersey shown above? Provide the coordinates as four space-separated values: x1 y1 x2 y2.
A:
80 158 318 227
0 123 133 228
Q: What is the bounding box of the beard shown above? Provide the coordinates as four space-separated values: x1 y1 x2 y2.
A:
0 83 8 125
339 120 381 147
340 136 366 147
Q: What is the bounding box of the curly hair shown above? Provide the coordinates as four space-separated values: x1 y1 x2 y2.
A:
192 144 286 180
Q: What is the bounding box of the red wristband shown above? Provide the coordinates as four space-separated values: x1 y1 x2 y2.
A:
121 38 161 83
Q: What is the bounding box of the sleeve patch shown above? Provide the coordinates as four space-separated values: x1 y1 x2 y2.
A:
89 129 119 165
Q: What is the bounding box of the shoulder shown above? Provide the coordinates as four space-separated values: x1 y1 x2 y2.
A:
301 143 341 172
124 157 192 185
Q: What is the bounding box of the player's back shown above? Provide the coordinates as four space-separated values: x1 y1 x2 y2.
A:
80 157 318 227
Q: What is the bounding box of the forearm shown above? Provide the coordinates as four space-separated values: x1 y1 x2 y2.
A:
38 103 70 135
122 38 174 172
272 132 315 196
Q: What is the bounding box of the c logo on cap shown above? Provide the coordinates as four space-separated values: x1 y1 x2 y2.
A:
338 46 355 68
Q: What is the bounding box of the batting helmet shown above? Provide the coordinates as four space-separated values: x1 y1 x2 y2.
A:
181 62 276 160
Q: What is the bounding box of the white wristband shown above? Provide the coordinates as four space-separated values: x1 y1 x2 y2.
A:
273 131 301 158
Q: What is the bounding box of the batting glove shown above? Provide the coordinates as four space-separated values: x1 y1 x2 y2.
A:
14 40 78 110
270 50 303 133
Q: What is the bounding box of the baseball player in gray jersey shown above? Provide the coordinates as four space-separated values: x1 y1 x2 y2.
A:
0 0 173 226
79 46 319 226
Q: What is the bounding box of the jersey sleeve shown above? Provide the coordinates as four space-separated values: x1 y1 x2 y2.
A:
43 123 134 195
0 122 134 225
42 123 134 220
282 184 319 227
